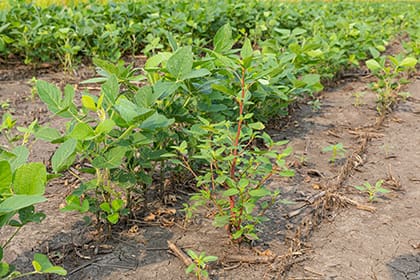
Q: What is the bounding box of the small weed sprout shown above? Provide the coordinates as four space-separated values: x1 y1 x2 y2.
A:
322 143 346 163
352 91 366 107
186 250 218 280
354 180 390 202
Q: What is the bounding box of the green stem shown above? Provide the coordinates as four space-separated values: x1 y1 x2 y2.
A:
3 227 21 249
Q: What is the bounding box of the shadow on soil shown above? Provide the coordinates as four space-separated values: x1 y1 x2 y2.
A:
388 254 420 280
13 222 173 280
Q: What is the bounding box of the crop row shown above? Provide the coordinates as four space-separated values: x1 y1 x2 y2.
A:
0 1 419 73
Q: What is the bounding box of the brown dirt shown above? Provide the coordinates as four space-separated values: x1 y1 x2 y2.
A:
1 63 419 280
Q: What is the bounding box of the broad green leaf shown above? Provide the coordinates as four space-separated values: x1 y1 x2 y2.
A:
111 199 124 211
33 254 52 270
34 127 61 142
249 188 271 197
92 146 127 169
186 250 198 260
95 119 115 135
0 262 8 278
81 95 97 111
366 59 382 72
302 74 321 86
61 195 89 213
107 213 119 224
185 263 196 274
10 146 29 172
399 57 417 68
14 163 46 195
36 80 62 114
214 23 233 53
100 202 111 213
32 261 42 272
139 113 174 130
51 139 77 173
102 75 119 109
114 97 154 124
0 161 12 194
181 68 211 80
279 170 295 177
167 46 193 80
0 195 46 214
222 188 239 197
69 123 95 140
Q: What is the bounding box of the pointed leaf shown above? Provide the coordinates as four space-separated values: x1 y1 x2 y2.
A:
167 46 193 80
0 195 46 214
0 161 12 194
366 59 382 72
214 23 233 53
51 139 77 173
399 57 417 68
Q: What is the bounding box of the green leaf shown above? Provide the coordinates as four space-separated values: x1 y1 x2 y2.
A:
186 263 196 274
34 127 61 142
302 74 321 86
32 260 42 272
111 199 124 211
92 146 127 169
241 38 253 60
279 170 295 177
248 122 265 130
102 75 120 109
222 188 239 197
10 146 29 172
43 266 67 276
0 195 46 214
114 97 154 124
14 163 46 195
139 113 174 130
0 161 12 194
51 138 77 173
61 195 89 213
0 262 9 278
249 188 271 197
95 119 115 135
366 59 382 72
399 57 417 68
167 46 193 80
81 95 97 111
69 123 95 140
354 185 365 191
36 80 62 114
203 255 218 262
214 23 233 53
187 250 198 260
107 213 119 224
181 68 211 80
100 202 112 213
212 215 230 227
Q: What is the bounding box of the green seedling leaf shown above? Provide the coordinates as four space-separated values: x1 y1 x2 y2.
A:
241 38 253 60
203 255 218 262
185 263 196 274
111 199 124 211
61 195 89 213
92 146 127 169
100 202 111 213
248 122 265 130
33 253 66 275
114 97 154 124
95 119 115 135
0 195 46 214
0 161 12 194
107 213 119 224
69 123 95 140
181 68 211 80
0 262 9 278
139 113 174 130
34 127 61 142
102 75 119 109
52 139 77 173
81 95 97 111
187 250 198 260
366 59 382 72
14 163 46 195
10 146 29 172
167 46 193 80
399 57 417 68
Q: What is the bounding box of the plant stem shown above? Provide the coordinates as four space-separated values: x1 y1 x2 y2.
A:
3 227 22 249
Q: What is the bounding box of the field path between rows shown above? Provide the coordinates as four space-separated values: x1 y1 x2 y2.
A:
289 78 420 280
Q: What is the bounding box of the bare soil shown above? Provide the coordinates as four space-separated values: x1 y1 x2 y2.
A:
0 63 419 280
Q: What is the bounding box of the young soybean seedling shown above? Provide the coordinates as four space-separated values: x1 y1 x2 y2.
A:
322 143 346 163
354 180 390 202
186 250 218 280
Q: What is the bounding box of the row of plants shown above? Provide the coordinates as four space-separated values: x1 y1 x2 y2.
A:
0 0 419 71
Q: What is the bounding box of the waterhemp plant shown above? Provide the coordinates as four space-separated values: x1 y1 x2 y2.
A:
186 250 218 280
168 25 295 241
366 54 417 114
322 143 346 164
354 180 390 202
0 146 66 278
